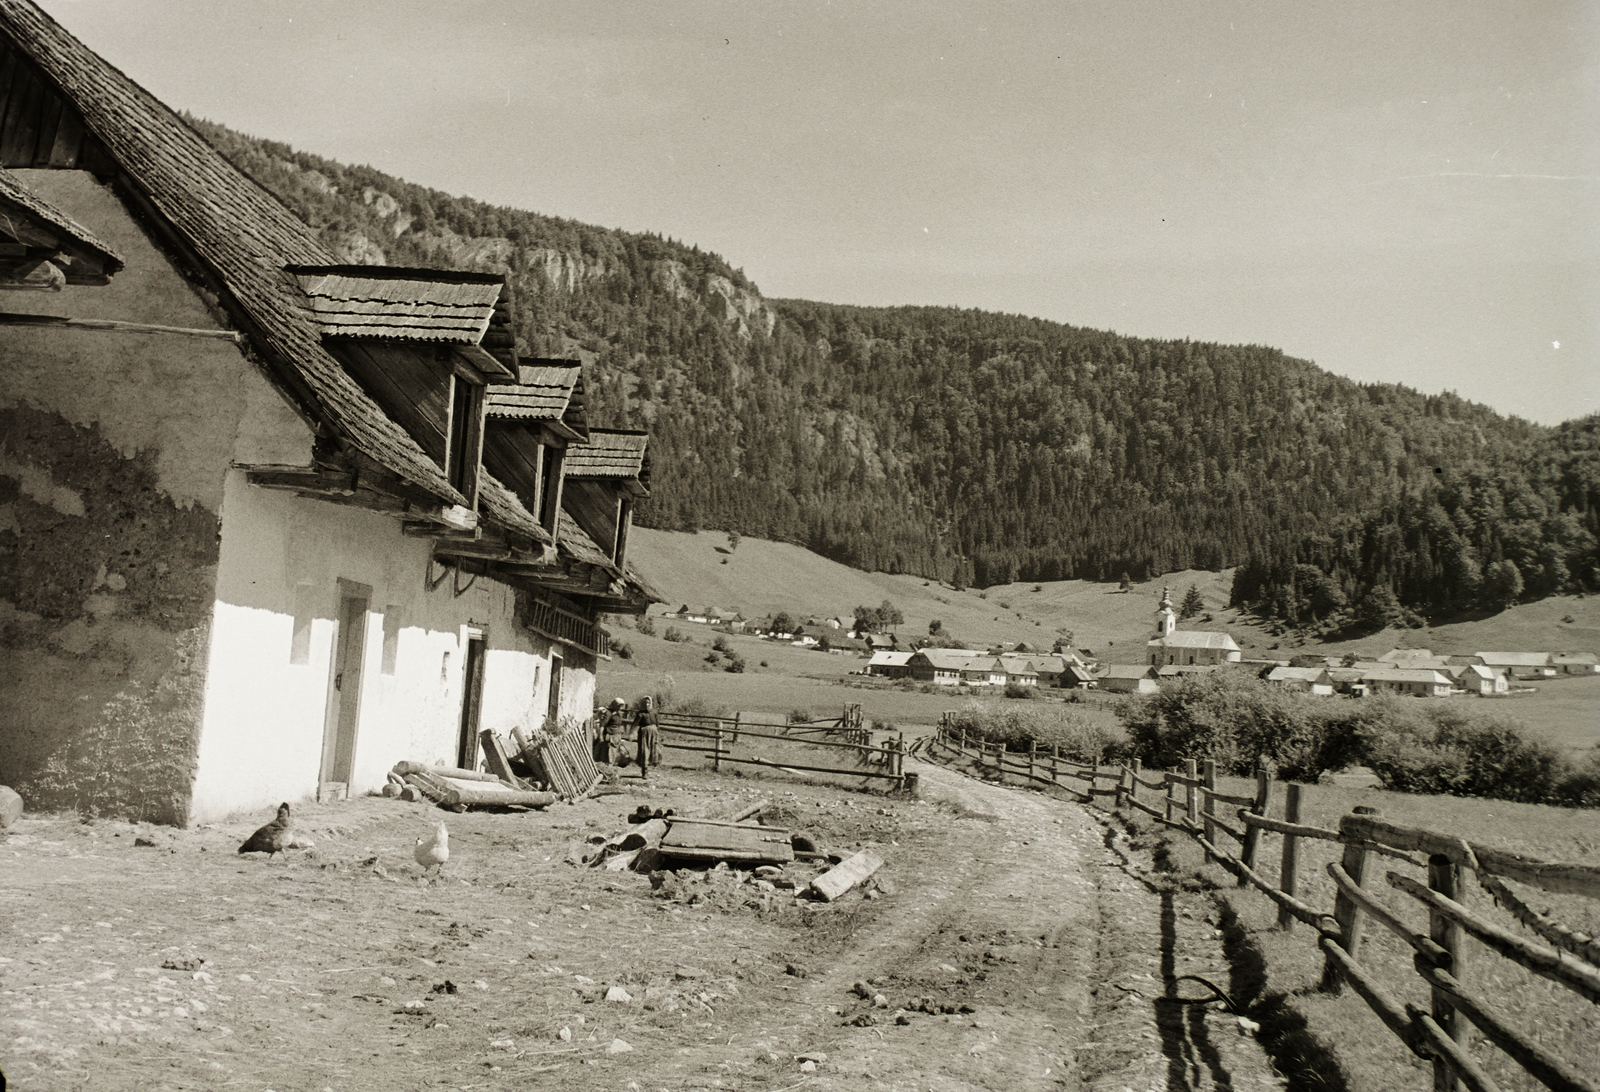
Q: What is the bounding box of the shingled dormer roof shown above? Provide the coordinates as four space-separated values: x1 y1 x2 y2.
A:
0 0 470 509
0 163 122 286
289 264 517 380
564 428 649 495
485 359 588 439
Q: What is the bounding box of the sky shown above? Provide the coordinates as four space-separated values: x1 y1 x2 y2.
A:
41 0 1600 425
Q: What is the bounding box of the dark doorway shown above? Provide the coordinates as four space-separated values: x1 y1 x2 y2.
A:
321 590 369 799
456 630 487 770
546 650 563 730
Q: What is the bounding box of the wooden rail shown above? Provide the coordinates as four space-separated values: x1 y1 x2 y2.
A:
649 705 907 789
927 721 1600 1092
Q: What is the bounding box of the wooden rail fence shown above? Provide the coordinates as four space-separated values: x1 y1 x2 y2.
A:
654 704 907 789
928 721 1600 1092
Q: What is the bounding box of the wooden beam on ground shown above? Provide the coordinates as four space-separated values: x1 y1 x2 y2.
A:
810 849 884 901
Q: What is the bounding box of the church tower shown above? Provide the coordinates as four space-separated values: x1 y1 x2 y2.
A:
1154 587 1177 639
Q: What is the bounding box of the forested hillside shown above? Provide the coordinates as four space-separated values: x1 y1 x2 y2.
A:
186 117 1600 629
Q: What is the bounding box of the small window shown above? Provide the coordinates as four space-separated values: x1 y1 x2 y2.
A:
289 582 315 665
381 605 403 675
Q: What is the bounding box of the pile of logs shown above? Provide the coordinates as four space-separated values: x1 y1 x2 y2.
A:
385 761 555 811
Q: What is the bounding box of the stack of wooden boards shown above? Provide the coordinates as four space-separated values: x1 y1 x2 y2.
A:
388 761 555 810
508 726 602 801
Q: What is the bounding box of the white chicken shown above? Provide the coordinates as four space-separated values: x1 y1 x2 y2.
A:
414 820 449 874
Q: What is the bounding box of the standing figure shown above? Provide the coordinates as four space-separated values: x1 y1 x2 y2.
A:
636 695 660 781
597 697 629 764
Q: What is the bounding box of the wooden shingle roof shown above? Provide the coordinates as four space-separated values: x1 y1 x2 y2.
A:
0 163 122 284
485 360 588 438
565 428 647 477
0 0 465 506
289 265 516 378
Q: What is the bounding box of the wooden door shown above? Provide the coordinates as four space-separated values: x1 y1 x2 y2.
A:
456 632 487 770
321 593 369 795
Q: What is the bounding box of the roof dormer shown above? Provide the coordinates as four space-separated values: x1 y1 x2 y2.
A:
482 359 586 538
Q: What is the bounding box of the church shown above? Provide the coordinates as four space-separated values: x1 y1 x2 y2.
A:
1146 589 1242 667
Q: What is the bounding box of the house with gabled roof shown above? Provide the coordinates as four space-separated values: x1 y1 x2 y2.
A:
1552 652 1599 676
1265 666 1334 695
1360 667 1454 698
1474 652 1555 679
1461 664 1509 696
866 650 913 678
0 1 659 825
1097 664 1160 694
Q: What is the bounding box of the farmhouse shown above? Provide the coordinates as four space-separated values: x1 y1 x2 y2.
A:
865 650 913 678
1097 664 1160 694
0 3 658 825
1474 652 1556 679
906 649 1005 686
1552 652 1599 675
1360 668 1454 698
996 655 1039 687
1146 587 1242 666
1462 664 1510 696
1265 666 1335 695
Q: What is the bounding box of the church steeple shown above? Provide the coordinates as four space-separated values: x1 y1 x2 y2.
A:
1155 587 1176 638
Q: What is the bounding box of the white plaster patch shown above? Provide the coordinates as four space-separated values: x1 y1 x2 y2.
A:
0 447 85 516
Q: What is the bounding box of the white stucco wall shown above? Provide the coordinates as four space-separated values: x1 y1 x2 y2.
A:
192 474 598 823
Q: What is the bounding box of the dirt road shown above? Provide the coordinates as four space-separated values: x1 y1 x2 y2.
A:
2 760 1285 1092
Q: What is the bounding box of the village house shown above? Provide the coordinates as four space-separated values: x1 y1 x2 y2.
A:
1360 667 1454 698
865 650 913 678
906 649 1004 686
1059 663 1100 689
1146 588 1242 666
0 3 658 825
1474 652 1556 679
1097 664 1161 694
1326 667 1368 696
1376 648 1452 671
996 655 1039 687
1265 666 1335 695
1462 664 1510 696
1552 652 1599 676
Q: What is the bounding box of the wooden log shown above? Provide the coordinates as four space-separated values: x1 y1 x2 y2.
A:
811 849 884 902
731 798 771 823
1408 1007 1505 1092
1475 871 1600 967
1194 827 1338 933
1342 815 1600 899
1205 790 1260 809
1388 872 1600 1004
1430 853 1467 1092
1242 809 1341 842
1413 959 1599 1092
1202 759 1217 861
1239 764 1272 883
1279 782 1303 932
1327 862 1451 966
1184 759 1199 828
393 761 501 783
1322 806 1381 993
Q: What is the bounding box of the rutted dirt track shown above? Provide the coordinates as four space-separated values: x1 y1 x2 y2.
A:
1 759 1287 1092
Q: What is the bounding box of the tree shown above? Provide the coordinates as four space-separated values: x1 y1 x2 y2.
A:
1481 560 1524 612
878 599 904 629
928 619 943 636
1179 585 1205 621
771 611 795 634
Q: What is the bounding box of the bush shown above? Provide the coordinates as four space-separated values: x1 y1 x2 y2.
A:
1121 672 1341 778
636 614 656 637
612 638 633 660
1003 682 1037 699
725 655 746 674
663 626 687 643
945 702 1130 765
712 635 730 653
789 708 814 724
1360 707 1567 802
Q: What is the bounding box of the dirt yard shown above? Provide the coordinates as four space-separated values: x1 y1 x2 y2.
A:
2 761 1284 1092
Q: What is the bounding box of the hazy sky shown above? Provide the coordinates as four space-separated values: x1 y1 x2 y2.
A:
42 0 1599 425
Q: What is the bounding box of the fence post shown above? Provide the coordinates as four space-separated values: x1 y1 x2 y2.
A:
1165 769 1175 822
1429 853 1466 1092
997 741 1006 777
1028 741 1037 783
1184 758 1199 829
1201 759 1217 860
1051 744 1059 783
897 732 906 781
713 726 723 773
1130 758 1142 808
1278 782 1303 931
1239 761 1272 884
1320 805 1381 992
